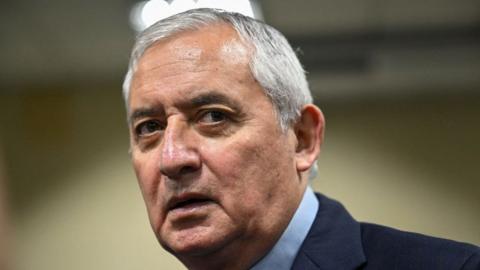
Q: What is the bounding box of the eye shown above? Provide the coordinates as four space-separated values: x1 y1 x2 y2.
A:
198 110 227 124
135 120 163 136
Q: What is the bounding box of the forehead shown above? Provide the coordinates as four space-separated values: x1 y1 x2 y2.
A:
128 23 257 109
136 23 250 78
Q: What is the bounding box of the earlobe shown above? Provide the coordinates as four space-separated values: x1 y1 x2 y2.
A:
294 105 325 172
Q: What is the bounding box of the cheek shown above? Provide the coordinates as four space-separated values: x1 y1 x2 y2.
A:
132 153 170 234
201 133 292 208
201 136 263 184
132 152 164 211
133 154 155 194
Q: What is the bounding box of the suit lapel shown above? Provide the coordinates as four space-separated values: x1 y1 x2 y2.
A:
291 193 366 270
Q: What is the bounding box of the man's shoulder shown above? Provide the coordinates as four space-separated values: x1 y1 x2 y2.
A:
294 193 479 270
359 222 480 270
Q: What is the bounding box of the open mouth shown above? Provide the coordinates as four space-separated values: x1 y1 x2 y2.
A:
171 198 212 210
168 195 214 211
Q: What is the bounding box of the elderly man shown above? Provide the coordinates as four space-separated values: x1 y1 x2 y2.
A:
123 8 479 270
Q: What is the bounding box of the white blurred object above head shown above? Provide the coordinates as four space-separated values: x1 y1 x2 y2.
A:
129 0 262 32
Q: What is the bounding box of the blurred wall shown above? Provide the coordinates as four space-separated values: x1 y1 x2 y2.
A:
1 85 478 270
0 142 9 270
1 0 479 269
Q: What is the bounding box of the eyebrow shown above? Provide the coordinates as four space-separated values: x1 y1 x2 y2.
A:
128 91 241 124
188 92 239 109
129 107 162 124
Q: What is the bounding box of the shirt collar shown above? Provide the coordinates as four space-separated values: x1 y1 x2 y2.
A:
251 186 319 270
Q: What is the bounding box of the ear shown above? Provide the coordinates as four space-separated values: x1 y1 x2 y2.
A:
294 104 325 172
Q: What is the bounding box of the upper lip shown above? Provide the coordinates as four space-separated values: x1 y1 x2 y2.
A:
167 192 214 210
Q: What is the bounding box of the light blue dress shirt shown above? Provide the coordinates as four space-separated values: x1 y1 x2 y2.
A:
250 186 319 270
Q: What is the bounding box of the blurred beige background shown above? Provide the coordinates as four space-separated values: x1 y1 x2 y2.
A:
1 0 479 269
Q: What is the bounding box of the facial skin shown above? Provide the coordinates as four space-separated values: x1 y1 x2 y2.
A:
128 23 324 270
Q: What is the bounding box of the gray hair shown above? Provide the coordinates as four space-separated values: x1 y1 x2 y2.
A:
122 8 318 179
123 8 312 129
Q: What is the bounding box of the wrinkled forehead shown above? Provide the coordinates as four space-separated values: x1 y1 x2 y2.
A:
128 23 259 115
137 23 251 73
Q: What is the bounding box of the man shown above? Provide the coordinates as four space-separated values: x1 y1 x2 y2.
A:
123 8 479 270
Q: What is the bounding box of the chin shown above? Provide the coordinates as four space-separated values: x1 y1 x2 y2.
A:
160 226 229 257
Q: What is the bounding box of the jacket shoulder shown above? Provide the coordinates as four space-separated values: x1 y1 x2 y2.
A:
360 223 480 270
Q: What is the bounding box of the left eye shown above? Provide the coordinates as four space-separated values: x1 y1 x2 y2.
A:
199 110 227 124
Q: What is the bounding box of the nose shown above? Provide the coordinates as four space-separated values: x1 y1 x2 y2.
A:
159 118 201 179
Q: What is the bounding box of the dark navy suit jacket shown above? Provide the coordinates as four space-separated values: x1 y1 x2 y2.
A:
291 193 480 270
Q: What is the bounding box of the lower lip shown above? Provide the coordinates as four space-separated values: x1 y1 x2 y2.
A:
169 200 215 216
